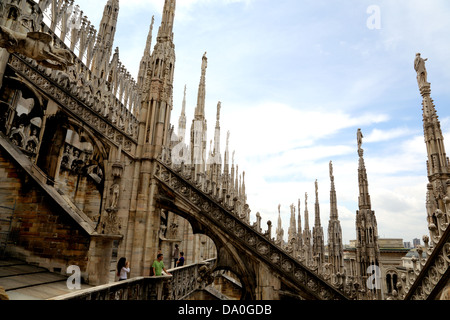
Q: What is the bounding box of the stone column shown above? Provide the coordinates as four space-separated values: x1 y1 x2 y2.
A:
255 263 281 300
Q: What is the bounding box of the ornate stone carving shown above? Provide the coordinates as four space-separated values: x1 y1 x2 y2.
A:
109 183 120 210
100 209 121 235
0 26 75 71
295 269 306 282
307 279 318 292
8 57 137 161
257 243 269 255
414 53 429 89
270 253 280 264
112 162 124 179
282 260 293 272
246 235 256 246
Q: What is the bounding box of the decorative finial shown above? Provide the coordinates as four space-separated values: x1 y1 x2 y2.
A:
202 51 207 64
329 161 334 178
217 101 221 121
357 128 364 157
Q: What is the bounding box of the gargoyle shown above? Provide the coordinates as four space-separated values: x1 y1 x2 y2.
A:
0 25 75 71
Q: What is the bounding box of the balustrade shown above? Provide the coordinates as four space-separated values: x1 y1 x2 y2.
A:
49 259 216 300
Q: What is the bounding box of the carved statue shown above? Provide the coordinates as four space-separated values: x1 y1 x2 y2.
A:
202 51 207 69
0 25 75 71
61 144 72 169
110 183 120 209
9 123 25 147
25 128 39 153
315 179 318 198
357 128 363 151
329 161 333 178
414 53 428 88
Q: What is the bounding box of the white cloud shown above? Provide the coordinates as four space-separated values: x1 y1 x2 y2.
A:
220 101 389 160
364 127 416 143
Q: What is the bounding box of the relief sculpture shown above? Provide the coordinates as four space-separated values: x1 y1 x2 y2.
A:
0 25 75 71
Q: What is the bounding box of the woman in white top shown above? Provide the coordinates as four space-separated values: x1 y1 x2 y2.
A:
116 257 130 281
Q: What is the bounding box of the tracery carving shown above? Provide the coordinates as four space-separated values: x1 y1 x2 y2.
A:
0 26 75 71
7 54 138 153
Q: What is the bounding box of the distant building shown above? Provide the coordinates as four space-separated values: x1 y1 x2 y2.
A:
413 238 421 248
343 238 409 298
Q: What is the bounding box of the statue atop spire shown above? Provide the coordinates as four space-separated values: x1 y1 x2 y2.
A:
357 128 363 156
414 53 429 89
216 101 221 122
315 179 319 201
202 51 208 69
145 16 155 56
288 203 297 243
329 161 338 220
328 160 344 274
329 160 334 181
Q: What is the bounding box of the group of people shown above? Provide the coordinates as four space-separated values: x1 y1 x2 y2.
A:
172 244 185 268
116 244 186 280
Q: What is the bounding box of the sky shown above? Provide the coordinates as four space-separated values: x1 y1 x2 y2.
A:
51 0 450 246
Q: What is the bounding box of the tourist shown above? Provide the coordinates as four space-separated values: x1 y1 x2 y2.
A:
152 253 171 276
176 251 185 267
173 244 179 268
117 257 130 281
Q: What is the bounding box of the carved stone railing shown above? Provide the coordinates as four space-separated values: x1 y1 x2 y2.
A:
153 158 350 300
48 276 172 300
394 199 450 300
168 258 216 300
49 260 216 300
402 225 450 300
